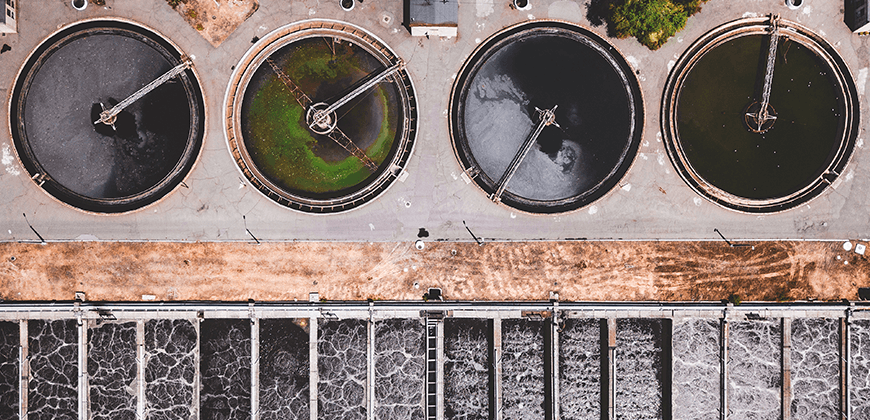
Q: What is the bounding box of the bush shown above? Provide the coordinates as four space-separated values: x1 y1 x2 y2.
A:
609 0 706 50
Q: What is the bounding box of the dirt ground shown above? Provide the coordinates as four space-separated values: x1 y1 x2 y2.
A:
0 241 866 302
169 0 257 47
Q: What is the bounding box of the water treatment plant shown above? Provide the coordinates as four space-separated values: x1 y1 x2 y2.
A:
3 0 870 419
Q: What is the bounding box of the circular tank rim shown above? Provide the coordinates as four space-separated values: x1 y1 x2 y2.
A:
6 17 207 216
661 17 859 214
448 19 646 216
223 19 418 215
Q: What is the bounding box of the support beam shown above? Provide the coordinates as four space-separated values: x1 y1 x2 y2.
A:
493 316 503 420
19 320 27 419
551 303 560 420
251 310 260 420
195 317 201 420
721 316 729 420
607 318 616 420
841 317 848 420
436 317 444 420
310 315 318 420
782 318 792 420
845 307 853 420
78 312 87 420
368 305 375 420
137 320 145 420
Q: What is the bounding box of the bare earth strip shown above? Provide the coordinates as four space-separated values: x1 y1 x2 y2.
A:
0 241 866 302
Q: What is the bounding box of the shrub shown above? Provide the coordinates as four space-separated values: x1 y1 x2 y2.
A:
609 0 707 50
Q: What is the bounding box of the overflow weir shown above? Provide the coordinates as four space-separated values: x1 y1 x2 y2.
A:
1 301 868 419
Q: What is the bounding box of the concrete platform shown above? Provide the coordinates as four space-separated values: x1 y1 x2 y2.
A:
1 0 869 242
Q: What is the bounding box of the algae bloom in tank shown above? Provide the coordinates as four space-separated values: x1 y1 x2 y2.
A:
226 21 417 213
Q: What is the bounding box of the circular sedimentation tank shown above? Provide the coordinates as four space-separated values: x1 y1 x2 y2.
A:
9 19 205 213
225 20 417 213
663 17 858 213
450 20 643 214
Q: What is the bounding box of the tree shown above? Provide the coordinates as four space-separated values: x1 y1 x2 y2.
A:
609 0 705 50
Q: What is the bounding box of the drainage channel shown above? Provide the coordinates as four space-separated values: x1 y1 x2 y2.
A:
0 301 865 419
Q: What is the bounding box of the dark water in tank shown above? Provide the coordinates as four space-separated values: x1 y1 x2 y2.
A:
318 319 367 420
144 319 196 420
443 318 491 420
0 321 18 419
501 319 546 419
22 32 191 199
677 35 841 199
728 320 781 420
672 319 719 420
615 318 667 420
200 319 251 420
88 322 137 420
559 318 601 420
29 319 78 419
260 319 309 420
374 319 425 419
462 32 634 201
790 318 838 419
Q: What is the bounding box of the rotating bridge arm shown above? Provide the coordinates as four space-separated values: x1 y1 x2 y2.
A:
311 61 404 127
491 106 559 202
95 59 192 127
265 57 379 172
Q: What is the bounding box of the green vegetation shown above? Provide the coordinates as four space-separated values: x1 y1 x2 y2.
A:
245 41 396 194
609 0 707 50
727 293 742 305
166 0 187 8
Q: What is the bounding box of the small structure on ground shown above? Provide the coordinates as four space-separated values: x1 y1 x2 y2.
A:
406 0 458 37
845 0 870 32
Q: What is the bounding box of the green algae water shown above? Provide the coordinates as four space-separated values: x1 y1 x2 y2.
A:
676 35 841 200
241 37 399 196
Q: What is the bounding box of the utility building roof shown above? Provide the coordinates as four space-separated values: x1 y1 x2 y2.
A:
407 0 458 36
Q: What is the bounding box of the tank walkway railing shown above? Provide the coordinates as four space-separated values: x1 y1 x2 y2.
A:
94 59 192 127
746 14 780 132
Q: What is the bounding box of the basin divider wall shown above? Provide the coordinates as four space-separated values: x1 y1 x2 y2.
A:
310 314 318 420
550 303 559 420
436 317 445 420
19 320 27 418
493 316 502 420
607 318 616 420
367 308 374 419
251 312 260 420
137 320 145 420
720 316 728 420
194 317 201 420
782 318 792 420
662 319 673 420
78 312 86 420
844 310 852 420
